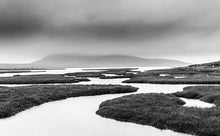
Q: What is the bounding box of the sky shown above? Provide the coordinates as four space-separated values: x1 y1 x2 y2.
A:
0 0 220 64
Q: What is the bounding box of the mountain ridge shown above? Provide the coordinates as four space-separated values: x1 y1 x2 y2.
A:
32 54 190 68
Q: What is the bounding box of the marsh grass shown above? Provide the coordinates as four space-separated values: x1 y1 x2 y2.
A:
0 84 138 118
173 86 220 106
124 67 220 84
96 93 220 136
0 74 89 84
65 68 138 79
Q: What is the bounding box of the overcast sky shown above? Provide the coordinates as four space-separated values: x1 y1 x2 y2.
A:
0 0 220 63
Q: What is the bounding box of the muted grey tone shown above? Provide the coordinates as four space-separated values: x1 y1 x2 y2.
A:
0 0 220 63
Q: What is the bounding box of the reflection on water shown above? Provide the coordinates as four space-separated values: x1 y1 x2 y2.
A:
102 74 121 77
0 67 215 136
180 98 215 108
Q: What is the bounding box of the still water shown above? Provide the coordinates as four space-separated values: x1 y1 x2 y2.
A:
0 67 215 136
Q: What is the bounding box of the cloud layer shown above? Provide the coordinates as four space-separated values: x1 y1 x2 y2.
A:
0 0 220 63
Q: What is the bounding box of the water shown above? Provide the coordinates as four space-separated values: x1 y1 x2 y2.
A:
0 68 105 77
0 67 215 136
180 98 215 108
160 74 171 77
77 78 215 108
0 67 169 77
175 76 187 79
102 74 121 77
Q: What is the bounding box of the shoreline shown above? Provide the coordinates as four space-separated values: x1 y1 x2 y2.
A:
96 92 220 136
0 84 138 118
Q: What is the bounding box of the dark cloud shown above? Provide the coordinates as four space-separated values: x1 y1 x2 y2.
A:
0 0 220 63
0 0 220 38
51 21 182 41
0 1 44 35
0 18 43 36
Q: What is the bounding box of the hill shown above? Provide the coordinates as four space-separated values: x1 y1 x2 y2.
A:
189 60 220 69
31 54 190 68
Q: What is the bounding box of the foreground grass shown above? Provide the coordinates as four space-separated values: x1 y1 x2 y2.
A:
0 74 90 84
0 84 138 118
96 93 220 136
173 86 220 106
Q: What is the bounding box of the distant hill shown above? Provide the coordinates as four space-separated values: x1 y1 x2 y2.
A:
189 60 220 69
29 54 190 68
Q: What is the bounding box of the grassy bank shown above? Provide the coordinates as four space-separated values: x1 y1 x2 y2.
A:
0 74 90 84
123 66 220 84
173 86 220 106
0 84 138 118
123 76 220 84
96 93 220 136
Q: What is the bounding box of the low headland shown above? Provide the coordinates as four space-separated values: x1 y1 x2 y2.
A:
123 63 220 84
0 68 47 74
0 70 32 74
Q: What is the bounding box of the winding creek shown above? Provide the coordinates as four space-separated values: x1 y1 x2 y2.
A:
0 67 216 136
